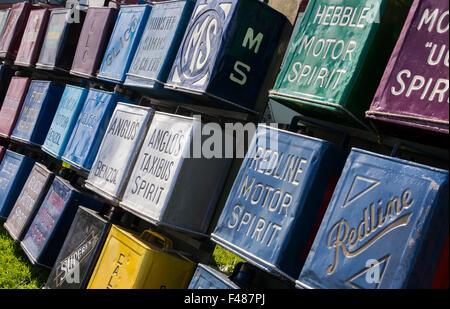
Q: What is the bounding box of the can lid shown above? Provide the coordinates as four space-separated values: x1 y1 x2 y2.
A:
140 230 173 250
351 147 449 175
3 149 26 160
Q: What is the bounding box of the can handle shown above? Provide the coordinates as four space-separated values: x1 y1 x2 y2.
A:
390 141 447 161
140 230 173 250
288 115 350 149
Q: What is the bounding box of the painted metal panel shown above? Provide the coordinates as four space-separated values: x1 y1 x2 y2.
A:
4 163 54 241
366 0 449 134
85 103 154 204
188 263 240 289
11 80 64 146
297 148 449 289
165 0 287 112
70 7 118 78
0 9 11 39
61 89 132 173
0 2 31 60
124 0 195 99
14 8 50 67
0 77 31 138
0 150 35 220
269 0 411 129
45 206 110 289
36 8 85 72
97 4 151 84
87 226 196 289
42 85 89 160
211 124 346 281
119 111 232 235
20 176 103 268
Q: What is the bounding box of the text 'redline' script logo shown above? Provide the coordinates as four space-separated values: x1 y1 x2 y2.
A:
326 189 414 274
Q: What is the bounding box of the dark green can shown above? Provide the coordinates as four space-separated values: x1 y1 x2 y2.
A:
269 0 411 129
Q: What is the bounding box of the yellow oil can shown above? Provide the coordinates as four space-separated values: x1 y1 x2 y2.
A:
87 225 196 289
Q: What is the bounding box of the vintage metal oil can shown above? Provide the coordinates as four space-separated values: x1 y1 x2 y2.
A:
14 8 50 67
164 0 288 113
10 80 64 147
4 162 54 241
20 176 103 268
0 76 31 139
0 2 31 60
41 84 89 160
87 226 196 289
366 0 449 135
0 150 35 220
297 148 449 289
211 124 346 281
61 88 132 173
70 7 118 79
119 111 231 236
45 206 112 289
36 8 85 72
269 0 412 129
123 0 195 100
97 4 152 84
85 103 154 204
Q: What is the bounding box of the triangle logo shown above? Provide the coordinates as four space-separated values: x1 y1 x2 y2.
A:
218 3 232 19
343 176 380 208
345 255 390 289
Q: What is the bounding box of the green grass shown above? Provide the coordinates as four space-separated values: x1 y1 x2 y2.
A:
0 226 49 289
210 245 246 275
